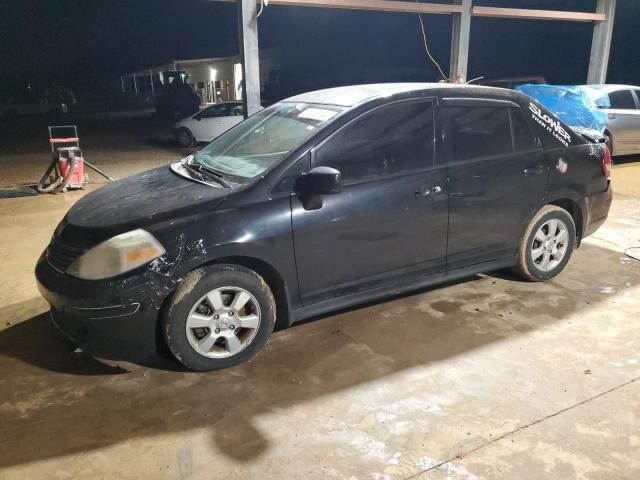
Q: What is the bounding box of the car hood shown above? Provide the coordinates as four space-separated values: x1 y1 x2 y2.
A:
65 165 229 235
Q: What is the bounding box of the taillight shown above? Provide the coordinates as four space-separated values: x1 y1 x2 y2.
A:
602 144 612 178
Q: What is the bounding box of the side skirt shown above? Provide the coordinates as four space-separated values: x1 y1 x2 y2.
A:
291 257 516 324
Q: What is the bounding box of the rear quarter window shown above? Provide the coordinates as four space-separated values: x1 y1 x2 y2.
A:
524 101 580 149
510 108 542 151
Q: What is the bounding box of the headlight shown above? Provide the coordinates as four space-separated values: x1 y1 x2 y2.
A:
67 229 165 280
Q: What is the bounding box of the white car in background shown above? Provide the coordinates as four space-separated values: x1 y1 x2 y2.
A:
593 85 640 156
173 102 244 147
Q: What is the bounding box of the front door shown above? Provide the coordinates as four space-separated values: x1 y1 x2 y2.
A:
442 102 549 268
292 99 448 305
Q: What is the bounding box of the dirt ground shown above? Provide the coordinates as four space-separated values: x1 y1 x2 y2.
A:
0 116 639 479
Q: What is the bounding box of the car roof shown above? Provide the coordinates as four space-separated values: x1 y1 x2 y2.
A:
586 84 639 93
281 83 520 108
206 101 241 107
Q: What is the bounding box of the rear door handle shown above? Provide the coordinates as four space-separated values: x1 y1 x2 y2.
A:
523 165 545 176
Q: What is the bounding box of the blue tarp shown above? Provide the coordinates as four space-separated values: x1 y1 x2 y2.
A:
516 84 609 133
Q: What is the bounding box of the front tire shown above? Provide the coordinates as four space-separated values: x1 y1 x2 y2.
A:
176 128 194 147
513 205 576 282
163 265 276 371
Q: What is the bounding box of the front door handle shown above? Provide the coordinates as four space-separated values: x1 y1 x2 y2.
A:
523 165 545 176
415 185 443 197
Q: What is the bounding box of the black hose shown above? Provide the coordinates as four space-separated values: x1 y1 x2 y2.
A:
53 156 79 193
37 158 63 193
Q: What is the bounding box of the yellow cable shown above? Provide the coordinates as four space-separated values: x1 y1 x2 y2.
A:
417 11 448 81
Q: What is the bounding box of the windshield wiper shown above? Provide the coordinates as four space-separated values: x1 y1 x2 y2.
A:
185 157 231 188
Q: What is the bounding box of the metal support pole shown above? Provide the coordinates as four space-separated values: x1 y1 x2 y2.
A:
120 76 125 93
149 70 155 94
587 0 616 84
449 0 472 82
237 0 261 118
133 73 138 95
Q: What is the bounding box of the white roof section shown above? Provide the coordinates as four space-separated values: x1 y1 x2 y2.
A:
586 84 639 93
282 83 488 107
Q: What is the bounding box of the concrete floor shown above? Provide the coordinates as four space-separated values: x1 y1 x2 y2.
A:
0 119 639 479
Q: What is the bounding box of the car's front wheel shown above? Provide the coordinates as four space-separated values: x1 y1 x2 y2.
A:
163 265 276 371
176 128 194 147
513 205 576 282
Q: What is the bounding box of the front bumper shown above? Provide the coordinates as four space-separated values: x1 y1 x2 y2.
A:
583 180 613 238
36 252 176 362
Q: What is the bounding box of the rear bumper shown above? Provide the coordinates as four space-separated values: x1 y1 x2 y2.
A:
35 251 176 362
583 180 613 239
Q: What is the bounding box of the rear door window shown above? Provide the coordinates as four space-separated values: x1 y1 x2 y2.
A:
199 105 229 118
524 101 575 148
608 90 636 110
313 99 435 184
442 106 512 162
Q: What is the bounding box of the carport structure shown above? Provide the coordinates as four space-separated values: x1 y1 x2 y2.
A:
212 0 617 117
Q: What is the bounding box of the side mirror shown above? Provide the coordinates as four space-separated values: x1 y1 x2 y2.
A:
295 166 342 211
296 166 342 195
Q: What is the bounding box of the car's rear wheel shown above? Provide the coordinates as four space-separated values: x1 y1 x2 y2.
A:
513 205 576 282
162 265 276 371
176 128 194 147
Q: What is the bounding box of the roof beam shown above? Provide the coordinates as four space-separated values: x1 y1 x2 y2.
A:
210 1 606 21
211 0 462 15
472 6 606 23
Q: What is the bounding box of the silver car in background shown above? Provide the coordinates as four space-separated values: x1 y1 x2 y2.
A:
594 85 640 157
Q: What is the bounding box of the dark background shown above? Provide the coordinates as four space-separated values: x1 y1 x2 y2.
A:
0 0 638 100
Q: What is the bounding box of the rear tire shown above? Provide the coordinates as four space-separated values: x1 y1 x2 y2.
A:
513 206 576 282
163 265 276 371
176 128 194 147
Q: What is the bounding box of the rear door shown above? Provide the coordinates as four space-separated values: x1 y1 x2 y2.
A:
292 98 448 305
606 89 640 155
442 99 548 269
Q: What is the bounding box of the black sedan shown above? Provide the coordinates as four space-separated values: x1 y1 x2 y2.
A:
37 83 613 371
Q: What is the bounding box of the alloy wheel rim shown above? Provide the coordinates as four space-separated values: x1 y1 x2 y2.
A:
185 286 261 358
531 219 569 272
179 131 190 145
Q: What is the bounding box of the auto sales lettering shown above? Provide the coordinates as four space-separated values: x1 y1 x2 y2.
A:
529 103 572 147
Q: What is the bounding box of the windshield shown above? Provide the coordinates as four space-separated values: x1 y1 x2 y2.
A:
192 102 345 180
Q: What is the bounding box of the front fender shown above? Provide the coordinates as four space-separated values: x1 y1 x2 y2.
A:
143 196 299 304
